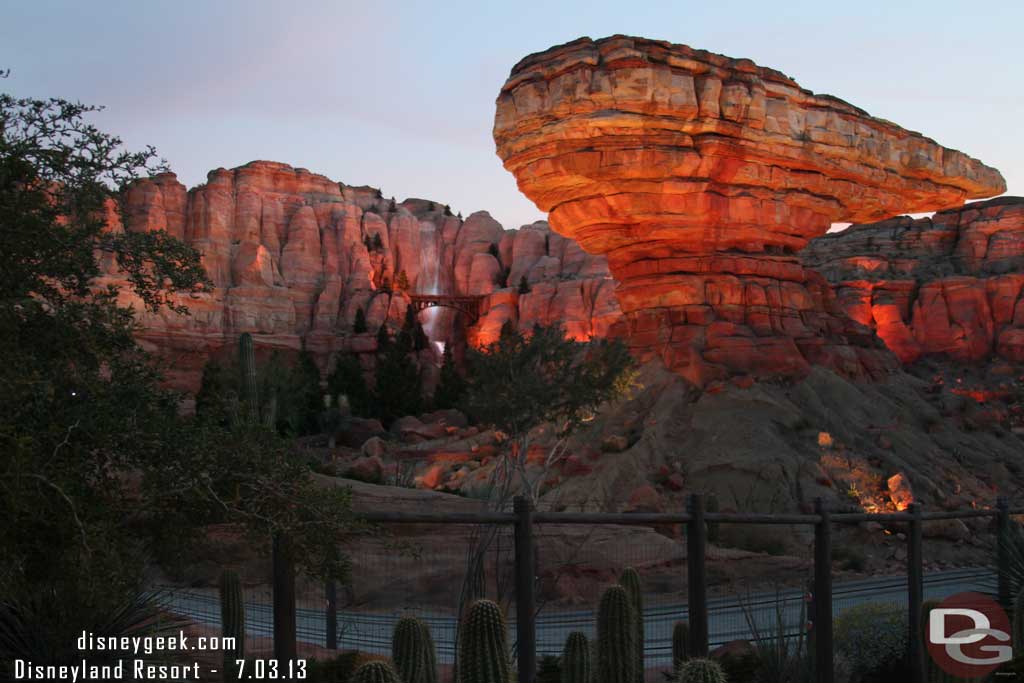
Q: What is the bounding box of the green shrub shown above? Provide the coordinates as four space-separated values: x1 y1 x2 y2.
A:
834 602 908 679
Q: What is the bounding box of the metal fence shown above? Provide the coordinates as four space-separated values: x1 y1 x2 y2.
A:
163 495 1023 683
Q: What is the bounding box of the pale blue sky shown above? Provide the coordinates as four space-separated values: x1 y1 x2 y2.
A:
3 0 1021 230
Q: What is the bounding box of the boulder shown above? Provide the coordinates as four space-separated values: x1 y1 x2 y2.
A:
420 409 469 429
345 455 384 484
360 436 390 459
336 416 385 448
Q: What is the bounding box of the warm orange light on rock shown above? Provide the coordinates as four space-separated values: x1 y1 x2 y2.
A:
494 36 1005 385
886 473 914 511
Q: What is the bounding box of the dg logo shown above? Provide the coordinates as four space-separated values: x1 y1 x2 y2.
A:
926 592 1013 679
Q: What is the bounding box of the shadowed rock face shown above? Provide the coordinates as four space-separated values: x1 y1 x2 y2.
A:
494 35 1005 384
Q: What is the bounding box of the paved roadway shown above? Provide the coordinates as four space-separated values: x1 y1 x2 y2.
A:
164 567 994 666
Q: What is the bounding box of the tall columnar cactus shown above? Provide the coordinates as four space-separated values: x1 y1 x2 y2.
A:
351 661 402 683
458 599 511 683
561 631 591 683
597 585 636 683
392 617 437 683
675 658 726 683
218 570 246 675
239 332 259 423
671 621 689 668
619 568 644 683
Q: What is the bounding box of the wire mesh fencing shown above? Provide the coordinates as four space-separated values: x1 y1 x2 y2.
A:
158 495 1022 683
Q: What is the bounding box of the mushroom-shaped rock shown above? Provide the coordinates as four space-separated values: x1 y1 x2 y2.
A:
494 35 1005 384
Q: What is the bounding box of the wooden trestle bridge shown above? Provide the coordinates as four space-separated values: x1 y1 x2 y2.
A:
408 294 484 324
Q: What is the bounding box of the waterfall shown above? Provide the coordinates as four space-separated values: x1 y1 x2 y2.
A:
417 222 445 354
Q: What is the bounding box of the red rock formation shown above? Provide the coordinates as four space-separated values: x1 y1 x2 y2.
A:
98 161 622 391
803 197 1024 364
493 35 1005 384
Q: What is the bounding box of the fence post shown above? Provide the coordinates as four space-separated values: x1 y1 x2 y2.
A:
513 496 536 683
997 496 1011 610
907 503 923 683
686 493 708 657
272 533 297 662
813 498 833 683
325 580 338 650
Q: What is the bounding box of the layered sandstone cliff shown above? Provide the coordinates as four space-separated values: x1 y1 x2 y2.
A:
493 35 1005 385
99 160 622 391
803 197 1024 364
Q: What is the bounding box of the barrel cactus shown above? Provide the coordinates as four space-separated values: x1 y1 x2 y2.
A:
457 599 511 683
619 568 644 683
352 661 402 683
597 585 636 683
392 617 437 683
561 631 591 683
675 658 726 683
672 621 689 668
218 570 245 675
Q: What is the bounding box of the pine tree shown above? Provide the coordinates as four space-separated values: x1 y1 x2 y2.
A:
195 358 233 425
398 306 417 353
518 276 531 294
499 318 518 340
326 353 371 417
396 270 410 291
376 324 391 351
289 348 323 435
433 345 465 409
444 204 452 216
354 307 368 334
389 197 397 212
374 344 423 423
414 320 430 352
